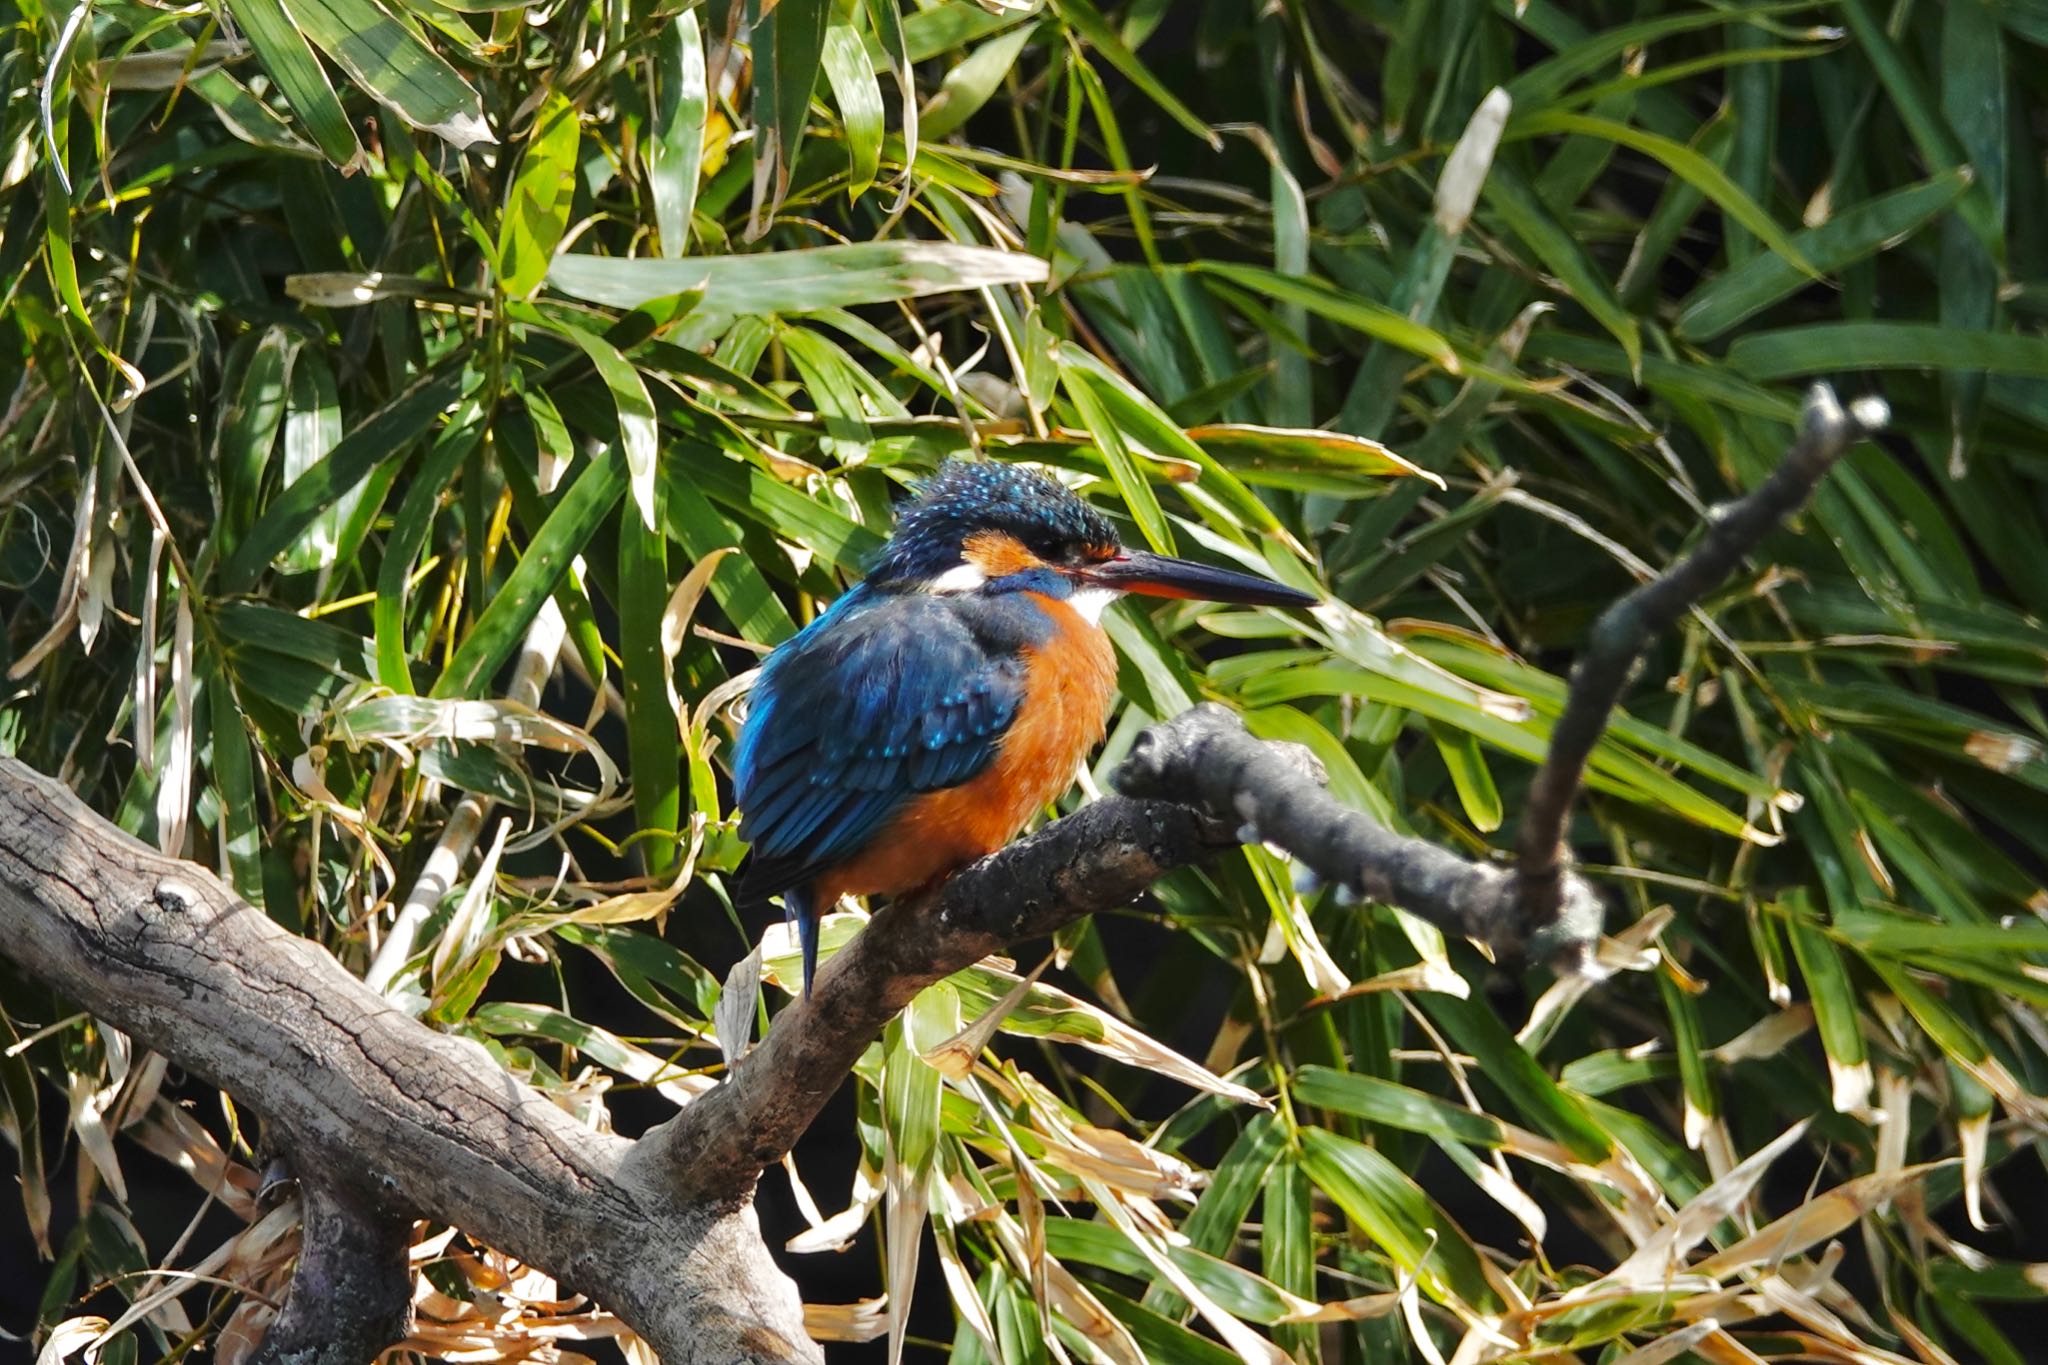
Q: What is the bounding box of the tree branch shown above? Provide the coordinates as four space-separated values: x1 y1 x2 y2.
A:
1112 704 1605 970
1516 383 1889 921
0 384 1880 1364
631 795 1235 1200
0 761 815 1365
248 1177 413 1365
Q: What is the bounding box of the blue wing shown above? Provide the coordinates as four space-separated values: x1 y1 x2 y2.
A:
733 585 1028 903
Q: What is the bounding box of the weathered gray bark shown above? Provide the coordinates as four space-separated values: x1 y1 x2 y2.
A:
249 1178 413 1365
0 763 813 1365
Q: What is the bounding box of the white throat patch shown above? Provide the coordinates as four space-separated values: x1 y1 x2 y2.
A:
1065 586 1120 625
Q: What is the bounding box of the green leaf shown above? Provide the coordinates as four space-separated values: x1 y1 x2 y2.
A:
649 9 708 259
1676 170 1972 340
1426 717 1502 832
1293 1066 1505 1147
1483 165 1641 375
432 445 628 698
1092 1286 1241 1365
548 241 1048 314
226 366 474 593
1050 0 1218 149
374 417 478 692
278 0 492 148
1059 346 1306 552
215 328 295 551
1062 363 1173 554
654 460 798 645
1839 0 2001 256
1046 1218 1308 1325
555 322 661 532
883 986 956 1176
1191 262 1463 372
1262 1158 1318 1359
821 19 884 198
1419 988 1616 1164
919 22 1035 141
204 655 265 908
1299 1126 1503 1313
276 348 350 574
1730 323 2048 380
222 0 364 167
1782 892 1873 1112
618 504 680 875
748 0 830 213
1503 4 1808 108
497 94 581 298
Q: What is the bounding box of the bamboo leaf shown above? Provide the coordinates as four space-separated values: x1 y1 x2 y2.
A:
226 366 474 593
821 19 884 199
432 446 628 698
1731 323 2048 379
649 9 708 258
497 94 581 298
222 0 364 167
1676 170 1971 340
278 0 492 147
548 241 1048 313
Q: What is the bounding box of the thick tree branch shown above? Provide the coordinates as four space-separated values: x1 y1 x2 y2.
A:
0 761 815 1365
1516 383 1888 921
248 1177 413 1365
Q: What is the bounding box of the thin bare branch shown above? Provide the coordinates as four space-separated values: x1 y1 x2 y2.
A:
1113 703 1604 971
1515 383 1888 923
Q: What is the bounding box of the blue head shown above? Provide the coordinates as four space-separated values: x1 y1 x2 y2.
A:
864 460 1318 612
867 461 1120 593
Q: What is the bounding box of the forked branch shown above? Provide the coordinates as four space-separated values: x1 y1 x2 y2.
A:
0 383 1880 1365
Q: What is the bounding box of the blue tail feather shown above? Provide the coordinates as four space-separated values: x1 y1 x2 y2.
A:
785 887 820 999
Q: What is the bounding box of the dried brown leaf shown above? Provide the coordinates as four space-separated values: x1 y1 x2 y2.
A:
1694 1162 1954 1278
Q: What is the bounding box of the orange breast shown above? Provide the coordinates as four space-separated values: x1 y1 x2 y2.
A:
817 593 1116 903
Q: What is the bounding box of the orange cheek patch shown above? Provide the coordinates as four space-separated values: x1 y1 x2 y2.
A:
962 531 1041 578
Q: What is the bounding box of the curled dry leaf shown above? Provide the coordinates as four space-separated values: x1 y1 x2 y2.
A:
35 1316 109 1365
1608 1319 1726 1365
1711 1003 1815 1063
129 1099 260 1219
1032 1123 1206 1202
661 548 738 724
785 1155 880 1254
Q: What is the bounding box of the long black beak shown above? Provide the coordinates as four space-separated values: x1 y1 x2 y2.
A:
1080 551 1317 607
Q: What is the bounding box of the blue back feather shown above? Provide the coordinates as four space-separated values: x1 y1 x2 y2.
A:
734 584 1044 905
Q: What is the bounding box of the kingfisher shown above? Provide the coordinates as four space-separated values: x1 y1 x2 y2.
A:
732 459 1316 996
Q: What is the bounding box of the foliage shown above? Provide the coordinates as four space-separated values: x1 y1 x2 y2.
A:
3 0 2047 1361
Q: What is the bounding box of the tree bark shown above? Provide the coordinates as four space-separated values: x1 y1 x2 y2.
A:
0 762 814 1365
